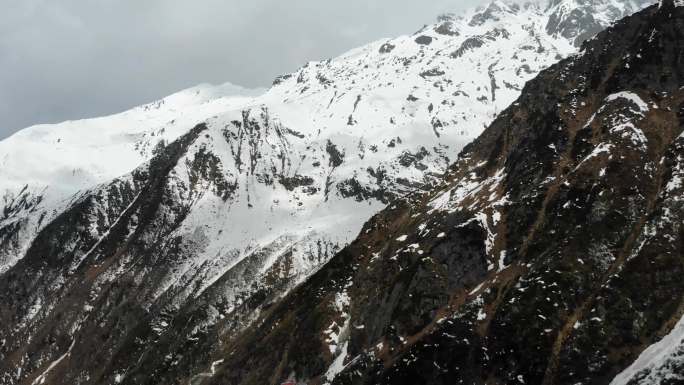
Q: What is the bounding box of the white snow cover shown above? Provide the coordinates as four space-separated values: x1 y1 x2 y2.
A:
0 82 262 273
605 91 650 114
610 314 684 385
323 282 353 383
0 82 262 197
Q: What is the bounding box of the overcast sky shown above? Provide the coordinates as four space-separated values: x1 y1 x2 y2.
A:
0 0 489 139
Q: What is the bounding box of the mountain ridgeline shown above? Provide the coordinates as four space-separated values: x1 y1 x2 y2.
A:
1 0 683 385
203 2 684 385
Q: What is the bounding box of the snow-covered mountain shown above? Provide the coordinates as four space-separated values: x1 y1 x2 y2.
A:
0 1 658 384
0 82 264 274
0 0 651 274
180 2 684 384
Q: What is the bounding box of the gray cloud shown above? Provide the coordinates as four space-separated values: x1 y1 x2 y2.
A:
0 0 487 139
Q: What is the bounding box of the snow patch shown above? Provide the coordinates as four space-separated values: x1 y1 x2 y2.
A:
605 91 649 115
610 314 684 385
31 339 76 385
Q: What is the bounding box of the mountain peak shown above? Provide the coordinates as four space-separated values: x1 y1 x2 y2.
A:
469 0 521 26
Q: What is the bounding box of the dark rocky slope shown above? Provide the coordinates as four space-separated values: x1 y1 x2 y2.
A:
200 2 684 385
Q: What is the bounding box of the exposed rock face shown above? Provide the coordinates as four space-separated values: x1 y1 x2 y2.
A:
0 1 669 385
545 0 652 46
192 4 682 385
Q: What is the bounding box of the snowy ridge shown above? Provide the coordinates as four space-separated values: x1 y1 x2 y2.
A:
0 81 262 197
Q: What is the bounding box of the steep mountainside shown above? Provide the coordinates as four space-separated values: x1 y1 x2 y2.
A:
0 1 661 384
190 2 682 385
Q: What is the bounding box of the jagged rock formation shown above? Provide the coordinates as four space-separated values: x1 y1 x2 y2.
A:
0 1 667 385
